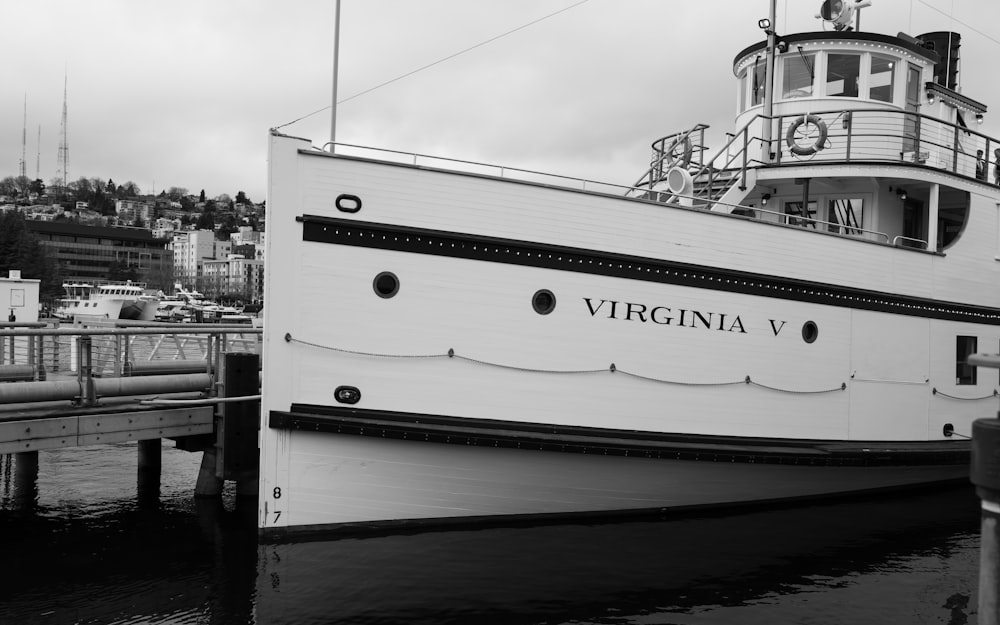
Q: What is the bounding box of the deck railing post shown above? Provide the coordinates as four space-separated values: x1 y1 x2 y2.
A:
123 334 132 377
51 320 60 373
76 335 96 406
113 334 122 377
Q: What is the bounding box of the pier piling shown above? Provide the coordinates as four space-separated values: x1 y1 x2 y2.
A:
221 352 260 499
195 448 223 497
137 439 162 502
14 450 38 503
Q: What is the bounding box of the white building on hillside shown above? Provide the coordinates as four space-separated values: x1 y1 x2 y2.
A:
202 254 264 301
169 229 231 291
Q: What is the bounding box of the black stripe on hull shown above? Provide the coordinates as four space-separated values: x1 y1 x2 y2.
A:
298 214 1000 325
270 403 970 468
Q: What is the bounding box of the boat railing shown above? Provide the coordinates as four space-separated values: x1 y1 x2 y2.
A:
631 125 712 190
771 107 1000 183
891 235 929 249
731 204 892 244
328 142 638 197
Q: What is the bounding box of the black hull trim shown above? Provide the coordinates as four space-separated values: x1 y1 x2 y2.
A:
270 403 970 468
298 214 1000 325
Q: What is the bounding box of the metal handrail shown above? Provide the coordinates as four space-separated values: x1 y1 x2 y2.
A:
772 107 1000 181
328 142 634 196
0 325 262 393
892 235 929 249
0 325 261 337
739 205 891 243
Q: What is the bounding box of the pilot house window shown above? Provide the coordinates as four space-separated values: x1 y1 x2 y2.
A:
751 58 767 107
782 53 816 99
826 53 860 97
869 54 895 102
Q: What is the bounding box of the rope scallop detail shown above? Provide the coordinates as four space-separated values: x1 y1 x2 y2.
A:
284 333 847 395
932 388 999 401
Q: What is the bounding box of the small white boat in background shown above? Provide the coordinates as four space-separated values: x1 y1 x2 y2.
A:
55 281 159 321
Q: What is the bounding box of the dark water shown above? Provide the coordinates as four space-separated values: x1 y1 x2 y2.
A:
0 442 984 624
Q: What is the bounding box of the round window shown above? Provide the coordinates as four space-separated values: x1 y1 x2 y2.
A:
373 272 399 298
802 320 819 344
532 289 556 315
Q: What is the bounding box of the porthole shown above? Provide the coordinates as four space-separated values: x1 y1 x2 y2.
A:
373 272 399 298
334 385 361 405
335 193 362 213
802 320 819 344
532 289 556 315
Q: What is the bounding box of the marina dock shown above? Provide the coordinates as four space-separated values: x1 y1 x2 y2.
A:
0 320 261 503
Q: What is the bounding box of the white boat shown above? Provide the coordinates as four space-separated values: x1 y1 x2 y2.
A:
155 284 253 324
54 281 159 321
260 1 993 538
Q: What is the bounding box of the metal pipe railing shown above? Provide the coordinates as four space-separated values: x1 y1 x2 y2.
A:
0 325 262 407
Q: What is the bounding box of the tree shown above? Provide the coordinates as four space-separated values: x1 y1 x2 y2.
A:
106 258 138 282
106 179 116 194
0 211 61 300
167 186 188 201
71 176 94 199
216 213 239 240
235 190 250 205
0 176 17 198
29 179 45 196
13 175 31 196
199 189 206 202
120 181 141 197
195 210 215 231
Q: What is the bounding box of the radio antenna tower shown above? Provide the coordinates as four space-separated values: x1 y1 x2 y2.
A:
56 74 69 190
19 95 27 178
35 126 41 179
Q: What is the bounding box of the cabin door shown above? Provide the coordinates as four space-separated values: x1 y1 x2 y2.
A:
901 197 927 248
903 64 922 154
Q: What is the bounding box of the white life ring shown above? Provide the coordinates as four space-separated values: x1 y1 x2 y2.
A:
786 114 828 156
664 135 693 168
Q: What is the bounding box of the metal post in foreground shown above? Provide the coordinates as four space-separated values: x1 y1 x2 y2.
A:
967 353 1000 625
972 417 1000 625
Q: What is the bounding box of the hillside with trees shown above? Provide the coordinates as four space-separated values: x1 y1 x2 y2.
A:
0 210 62 300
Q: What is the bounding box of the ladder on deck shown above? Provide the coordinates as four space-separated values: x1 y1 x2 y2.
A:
629 119 762 209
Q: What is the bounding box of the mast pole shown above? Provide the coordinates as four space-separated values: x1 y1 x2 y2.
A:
761 0 777 163
329 0 342 151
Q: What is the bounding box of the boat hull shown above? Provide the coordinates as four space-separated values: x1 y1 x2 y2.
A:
119 298 158 321
262 406 968 539
260 134 988 538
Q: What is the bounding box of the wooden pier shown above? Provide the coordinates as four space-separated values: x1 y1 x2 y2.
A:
0 321 262 503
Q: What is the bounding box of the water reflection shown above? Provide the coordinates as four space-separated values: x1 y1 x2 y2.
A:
256 486 980 625
0 443 983 625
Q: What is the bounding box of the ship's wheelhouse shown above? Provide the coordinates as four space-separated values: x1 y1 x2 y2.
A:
719 31 989 254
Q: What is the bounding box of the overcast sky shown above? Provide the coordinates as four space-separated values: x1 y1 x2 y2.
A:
3 0 999 203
